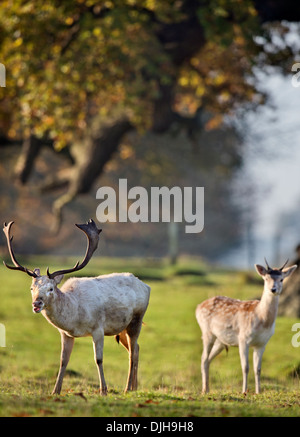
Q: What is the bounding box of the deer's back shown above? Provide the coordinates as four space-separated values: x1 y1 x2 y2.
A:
53 273 150 337
196 296 260 346
62 272 150 309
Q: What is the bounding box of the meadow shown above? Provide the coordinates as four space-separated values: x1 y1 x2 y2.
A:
0 255 300 417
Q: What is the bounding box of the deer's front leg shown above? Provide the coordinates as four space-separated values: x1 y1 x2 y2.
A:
52 331 74 395
239 341 249 394
253 346 265 394
92 330 107 396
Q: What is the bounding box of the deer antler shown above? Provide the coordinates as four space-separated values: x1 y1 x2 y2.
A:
279 259 289 271
47 219 102 279
3 221 38 277
264 257 271 272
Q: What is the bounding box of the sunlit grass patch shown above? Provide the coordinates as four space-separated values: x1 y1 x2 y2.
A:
0 256 300 416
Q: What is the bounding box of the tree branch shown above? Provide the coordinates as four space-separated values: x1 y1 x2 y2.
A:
51 118 134 232
14 135 43 184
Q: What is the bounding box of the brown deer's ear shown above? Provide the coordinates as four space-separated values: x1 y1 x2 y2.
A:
282 265 297 278
255 264 268 277
33 268 40 277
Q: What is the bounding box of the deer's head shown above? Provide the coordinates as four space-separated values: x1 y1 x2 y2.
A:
30 271 62 313
255 258 297 296
3 219 101 313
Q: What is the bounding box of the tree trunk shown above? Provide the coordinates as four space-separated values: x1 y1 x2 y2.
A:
168 221 179 265
278 245 300 317
15 135 43 184
51 118 133 231
69 118 133 195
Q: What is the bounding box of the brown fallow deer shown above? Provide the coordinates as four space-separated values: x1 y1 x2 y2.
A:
3 219 150 395
195 259 297 394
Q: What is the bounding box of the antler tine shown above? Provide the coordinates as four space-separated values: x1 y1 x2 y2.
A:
279 259 289 271
2 221 38 278
47 219 102 280
46 262 80 279
264 257 271 272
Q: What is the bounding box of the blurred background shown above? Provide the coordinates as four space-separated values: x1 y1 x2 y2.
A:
0 0 300 269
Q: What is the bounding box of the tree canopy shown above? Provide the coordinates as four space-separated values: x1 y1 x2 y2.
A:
0 0 299 227
0 0 261 139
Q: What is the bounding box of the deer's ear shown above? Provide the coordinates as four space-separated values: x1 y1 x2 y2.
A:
282 265 297 278
53 274 64 285
255 264 268 277
33 268 40 276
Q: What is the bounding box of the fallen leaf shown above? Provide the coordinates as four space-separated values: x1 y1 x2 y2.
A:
74 392 87 401
145 399 159 404
12 411 31 417
39 408 54 415
53 397 66 403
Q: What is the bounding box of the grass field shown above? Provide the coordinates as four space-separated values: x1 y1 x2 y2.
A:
0 255 300 417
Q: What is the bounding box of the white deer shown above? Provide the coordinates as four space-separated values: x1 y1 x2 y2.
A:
3 219 150 395
195 260 297 394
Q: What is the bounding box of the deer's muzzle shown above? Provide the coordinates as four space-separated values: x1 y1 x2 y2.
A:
32 300 44 313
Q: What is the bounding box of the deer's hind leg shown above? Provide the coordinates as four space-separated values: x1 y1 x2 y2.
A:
92 329 107 396
209 339 226 362
117 314 144 392
201 333 217 393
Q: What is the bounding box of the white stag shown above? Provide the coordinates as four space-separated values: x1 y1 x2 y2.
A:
195 260 297 394
3 219 150 395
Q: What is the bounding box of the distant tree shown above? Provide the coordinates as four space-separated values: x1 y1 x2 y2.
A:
278 245 300 318
0 0 299 228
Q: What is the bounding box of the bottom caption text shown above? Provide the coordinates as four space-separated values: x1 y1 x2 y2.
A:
106 420 194 434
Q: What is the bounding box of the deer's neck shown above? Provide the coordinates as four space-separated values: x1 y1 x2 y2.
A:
256 287 279 328
42 288 75 331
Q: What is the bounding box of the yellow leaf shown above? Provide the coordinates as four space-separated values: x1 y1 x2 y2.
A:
14 37 23 47
65 17 74 25
93 27 102 37
178 76 189 86
205 115 223 131
52 45 61 55
44 116 55 126
234 36 245 46
196 85 205 97
120 144 134 160
213 74 226 86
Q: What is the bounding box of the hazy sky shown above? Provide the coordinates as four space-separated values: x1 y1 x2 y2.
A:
246 75 300 231
244 72 300 235
223 71 300 267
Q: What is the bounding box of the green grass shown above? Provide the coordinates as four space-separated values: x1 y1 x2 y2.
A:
0 255 300 417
